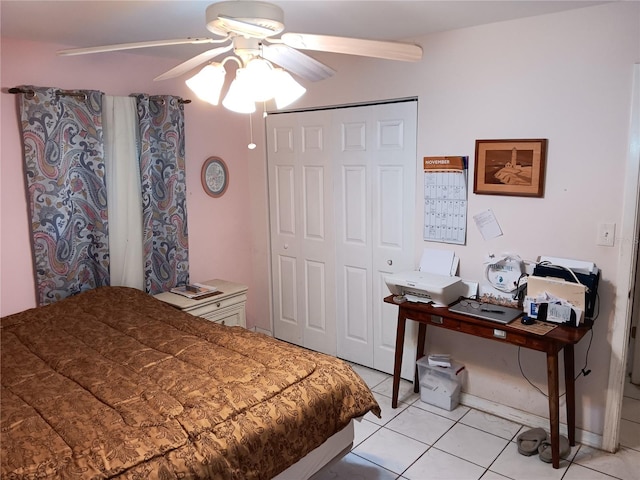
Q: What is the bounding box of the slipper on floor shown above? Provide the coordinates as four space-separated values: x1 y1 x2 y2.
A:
516 428 547 456
538 435 571 463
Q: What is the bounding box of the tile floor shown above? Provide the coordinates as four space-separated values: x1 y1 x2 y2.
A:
311 364 640 480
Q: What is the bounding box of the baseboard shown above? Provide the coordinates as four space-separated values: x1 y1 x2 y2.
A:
252 326 273 336
459 392 604 450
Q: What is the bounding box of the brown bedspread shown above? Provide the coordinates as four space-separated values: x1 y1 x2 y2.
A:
1 287 380 479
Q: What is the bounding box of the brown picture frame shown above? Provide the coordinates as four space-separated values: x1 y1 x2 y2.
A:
201 156 229 198
473 139 547 197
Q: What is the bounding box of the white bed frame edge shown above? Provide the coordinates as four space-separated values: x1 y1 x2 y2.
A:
272 419 356 480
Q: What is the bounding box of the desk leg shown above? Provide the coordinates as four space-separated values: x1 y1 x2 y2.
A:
414 322 427 393
547 351 560 469
392 311 407 409
564 344 576 446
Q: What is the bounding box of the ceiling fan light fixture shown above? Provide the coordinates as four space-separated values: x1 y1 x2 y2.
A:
272 69 306 109
243 58 277 102
185 63 226 105
222 75 257 114
221 58 305 113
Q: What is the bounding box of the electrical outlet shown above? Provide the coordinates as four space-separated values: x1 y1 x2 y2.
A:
597 223 615 247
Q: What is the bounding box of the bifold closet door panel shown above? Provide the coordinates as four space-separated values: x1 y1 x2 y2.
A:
333 101 418 379
267 110 337 356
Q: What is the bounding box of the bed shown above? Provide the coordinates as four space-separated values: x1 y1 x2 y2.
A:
1 287 380 479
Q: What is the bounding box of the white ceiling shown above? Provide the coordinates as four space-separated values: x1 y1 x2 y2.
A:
1 1 606 60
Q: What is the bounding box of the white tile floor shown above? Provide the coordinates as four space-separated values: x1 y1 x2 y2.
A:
311 364 640 480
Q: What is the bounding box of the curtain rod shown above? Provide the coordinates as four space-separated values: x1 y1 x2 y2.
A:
150 96 191 105
8 87 191 104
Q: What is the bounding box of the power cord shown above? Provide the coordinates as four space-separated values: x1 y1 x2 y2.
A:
517 348 554 397
512 261 598 396
512 272 528 307
517 292 597 397
576 291 598 379
579 329 594 378
517 337 592 399
537 260 591 293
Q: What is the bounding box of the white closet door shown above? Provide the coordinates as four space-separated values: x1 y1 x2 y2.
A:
371 102 418 379
334 101 417 379
267 100 418 379
267 110 337 356
333 108 374 367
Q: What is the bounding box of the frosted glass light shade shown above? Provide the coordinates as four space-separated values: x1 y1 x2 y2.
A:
243 58 277 102
222 75 256 113
199 56 307 113
185 64 226 105
272 69 306 109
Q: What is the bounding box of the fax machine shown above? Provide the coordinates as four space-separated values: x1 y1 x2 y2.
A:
385 271 464 307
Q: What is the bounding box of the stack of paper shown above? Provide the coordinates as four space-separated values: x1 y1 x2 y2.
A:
428 354 452 367
419 248 459 276
170 283 220 299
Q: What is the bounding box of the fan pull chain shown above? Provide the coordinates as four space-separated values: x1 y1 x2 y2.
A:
248 112 256 150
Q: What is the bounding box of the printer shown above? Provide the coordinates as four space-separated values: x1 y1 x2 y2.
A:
385 271 464 306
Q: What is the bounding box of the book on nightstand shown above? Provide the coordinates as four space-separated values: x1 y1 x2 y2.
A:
170 283 220 300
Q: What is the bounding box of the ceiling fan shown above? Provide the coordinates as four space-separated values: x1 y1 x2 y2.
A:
57 1 423 112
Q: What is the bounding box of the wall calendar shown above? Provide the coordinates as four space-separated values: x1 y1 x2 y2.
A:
423 156 468 245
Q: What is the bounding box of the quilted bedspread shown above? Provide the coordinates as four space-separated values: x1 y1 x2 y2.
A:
1 287 380 479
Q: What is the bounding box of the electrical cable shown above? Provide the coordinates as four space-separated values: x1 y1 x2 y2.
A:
515 262 597 396
518 295 600 398
517 347 552 397
579 329 594 378
537 261 589 293
512 272 529 306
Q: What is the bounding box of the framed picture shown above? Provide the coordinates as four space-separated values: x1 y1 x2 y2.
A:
201 156 229 198
473 139 547 197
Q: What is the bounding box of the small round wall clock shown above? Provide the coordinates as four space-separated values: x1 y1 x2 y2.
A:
201 156 228 198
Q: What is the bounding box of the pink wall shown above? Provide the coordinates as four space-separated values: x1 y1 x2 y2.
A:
0 37 262 328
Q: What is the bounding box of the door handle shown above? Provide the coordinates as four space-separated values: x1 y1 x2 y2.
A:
387 259 393 265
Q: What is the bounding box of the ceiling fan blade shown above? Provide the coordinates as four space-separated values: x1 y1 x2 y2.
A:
281 33 423 62
154 44 234 81
57 37 226 56
262 44 335 82
217 15 278 38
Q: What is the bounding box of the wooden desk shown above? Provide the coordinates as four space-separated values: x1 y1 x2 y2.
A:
385 295 592 469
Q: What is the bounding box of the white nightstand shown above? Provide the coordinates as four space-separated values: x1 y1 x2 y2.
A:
154 279 248 327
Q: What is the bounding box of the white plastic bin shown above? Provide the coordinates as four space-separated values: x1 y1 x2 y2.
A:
416 356 465 411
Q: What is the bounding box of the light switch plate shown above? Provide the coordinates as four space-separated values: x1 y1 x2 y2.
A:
597 223 615 247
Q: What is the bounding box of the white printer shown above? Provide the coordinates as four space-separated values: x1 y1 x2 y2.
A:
385 271 464 307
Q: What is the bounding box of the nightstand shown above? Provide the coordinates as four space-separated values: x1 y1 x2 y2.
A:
154 279 248 327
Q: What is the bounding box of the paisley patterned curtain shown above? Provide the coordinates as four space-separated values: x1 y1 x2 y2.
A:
134 94 189 294
17 86 109 305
